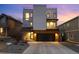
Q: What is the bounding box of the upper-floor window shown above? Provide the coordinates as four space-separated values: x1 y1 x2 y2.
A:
47 22 56 29
25 13 33 20
25 13 30 20
47 14 50 18
47 22 50 27
30 13 32 17
66 23 70 27
30 22 33 26
53 13 57 18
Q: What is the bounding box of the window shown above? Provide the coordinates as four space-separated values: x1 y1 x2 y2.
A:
66 23 69 27
30 22 33 26
47 22 50 27
53 22 56 28
47 22 56 29
25 13 30 20
30 13 32 17
47 14 50 18
53 13 57 18
50 22 56 28
50 22 54 25
25 19 29 20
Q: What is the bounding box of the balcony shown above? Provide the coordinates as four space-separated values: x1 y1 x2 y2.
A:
47 19 58 21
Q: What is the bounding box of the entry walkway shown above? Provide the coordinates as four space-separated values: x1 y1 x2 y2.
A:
23 42 77 54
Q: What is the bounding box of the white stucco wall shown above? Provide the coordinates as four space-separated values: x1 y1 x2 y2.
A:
33 5 46 30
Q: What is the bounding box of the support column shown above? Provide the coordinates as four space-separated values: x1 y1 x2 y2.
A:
5 28 7 37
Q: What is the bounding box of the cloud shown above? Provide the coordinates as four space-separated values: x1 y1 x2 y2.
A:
57 4 79 25
58 11 79 25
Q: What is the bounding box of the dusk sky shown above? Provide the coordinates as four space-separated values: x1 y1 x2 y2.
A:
0 4 79 25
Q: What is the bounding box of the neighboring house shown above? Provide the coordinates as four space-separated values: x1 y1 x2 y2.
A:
0 14 22 41
58 16 79 42
23 5 61 42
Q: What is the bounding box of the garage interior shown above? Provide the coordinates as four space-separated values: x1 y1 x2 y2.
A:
36 33 55 41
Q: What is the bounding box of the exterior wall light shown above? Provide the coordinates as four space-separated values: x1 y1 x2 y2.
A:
0 27 3 34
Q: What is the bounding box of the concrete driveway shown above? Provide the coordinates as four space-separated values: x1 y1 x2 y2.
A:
23 42 77 54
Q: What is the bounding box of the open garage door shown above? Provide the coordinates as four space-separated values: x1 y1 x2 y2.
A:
36 33 55 41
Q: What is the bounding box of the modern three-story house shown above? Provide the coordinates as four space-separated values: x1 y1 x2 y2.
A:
23 5 61 42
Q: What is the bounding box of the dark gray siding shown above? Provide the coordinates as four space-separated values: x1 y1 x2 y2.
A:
58 16 79 41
